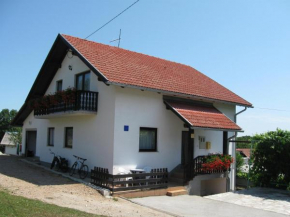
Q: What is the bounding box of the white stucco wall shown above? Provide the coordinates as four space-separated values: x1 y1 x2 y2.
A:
22 54 116 172
45 52 98 94
112 87 188 174
194 129 223 157
111 87 238 174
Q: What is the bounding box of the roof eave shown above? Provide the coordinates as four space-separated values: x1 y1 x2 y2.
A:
189 126 243 132
59 34 109 83
109 81 253 108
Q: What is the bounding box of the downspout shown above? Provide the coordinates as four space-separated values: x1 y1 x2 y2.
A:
230 107 247 191
235 107 247 122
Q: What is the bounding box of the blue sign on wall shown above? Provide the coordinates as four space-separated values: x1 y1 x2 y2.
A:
124 125 129 131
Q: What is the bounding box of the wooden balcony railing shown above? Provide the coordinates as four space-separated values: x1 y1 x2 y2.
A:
34 90 98 116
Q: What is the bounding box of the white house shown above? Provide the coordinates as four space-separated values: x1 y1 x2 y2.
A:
12 34 252 195
0 132 18 155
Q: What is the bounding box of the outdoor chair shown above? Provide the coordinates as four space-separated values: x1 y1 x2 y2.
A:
143 166 152 186
117 167 132 187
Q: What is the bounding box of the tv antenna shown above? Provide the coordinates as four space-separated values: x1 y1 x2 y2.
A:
110 29 122 48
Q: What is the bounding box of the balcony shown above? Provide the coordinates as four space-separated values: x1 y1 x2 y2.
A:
33 90 98 119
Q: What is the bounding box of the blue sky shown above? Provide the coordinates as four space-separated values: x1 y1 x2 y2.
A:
1 0 290 136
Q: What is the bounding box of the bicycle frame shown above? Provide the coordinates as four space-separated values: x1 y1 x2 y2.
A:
70 155 88 179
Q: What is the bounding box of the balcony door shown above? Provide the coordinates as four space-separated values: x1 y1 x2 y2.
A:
76 71 90 91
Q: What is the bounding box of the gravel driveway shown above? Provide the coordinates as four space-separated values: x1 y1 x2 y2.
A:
0 155 170 217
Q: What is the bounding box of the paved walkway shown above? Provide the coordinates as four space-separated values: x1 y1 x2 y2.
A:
132 194 288 217
206 188 290 216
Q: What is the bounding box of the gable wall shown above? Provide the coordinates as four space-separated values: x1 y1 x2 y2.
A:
45 52 98 94
21 54 116 172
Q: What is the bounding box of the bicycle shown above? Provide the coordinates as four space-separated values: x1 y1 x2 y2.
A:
50 149 69 173
69 155 89 179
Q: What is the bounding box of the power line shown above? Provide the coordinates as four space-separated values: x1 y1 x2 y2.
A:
255 107 290 112
84 0 140 40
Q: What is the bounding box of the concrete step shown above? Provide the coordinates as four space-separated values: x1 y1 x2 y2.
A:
166 189 187 196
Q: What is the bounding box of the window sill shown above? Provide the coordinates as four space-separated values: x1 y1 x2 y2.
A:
64 147 73 149
139 150 158 153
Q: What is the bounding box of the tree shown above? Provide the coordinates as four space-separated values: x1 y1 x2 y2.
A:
236 135 252 149
9 128 22 146
251 129 290 188
0 109 19 140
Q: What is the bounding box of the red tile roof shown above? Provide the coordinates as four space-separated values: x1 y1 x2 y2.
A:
237 149 251 158
61 34 252 107
165 101 242 131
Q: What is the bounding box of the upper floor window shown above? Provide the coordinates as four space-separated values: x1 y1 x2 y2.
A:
76 71 90 91
56 80 63 92
139 127 157 152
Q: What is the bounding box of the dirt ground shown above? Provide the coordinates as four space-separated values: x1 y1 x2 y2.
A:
0 155 171 217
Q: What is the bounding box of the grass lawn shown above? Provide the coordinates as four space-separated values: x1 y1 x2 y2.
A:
0 189 104 217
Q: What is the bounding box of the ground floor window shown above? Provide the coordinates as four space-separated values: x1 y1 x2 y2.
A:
139 127 157 152
47 128 54 146
65 127 73 148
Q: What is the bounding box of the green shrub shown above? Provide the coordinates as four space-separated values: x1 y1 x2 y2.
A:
237 172 248 179
236 151 244 173
252 129 290 189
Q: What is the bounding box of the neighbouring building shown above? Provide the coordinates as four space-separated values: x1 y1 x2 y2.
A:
0 132 18 155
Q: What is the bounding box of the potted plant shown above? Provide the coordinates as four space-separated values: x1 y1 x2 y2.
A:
29 87 77 110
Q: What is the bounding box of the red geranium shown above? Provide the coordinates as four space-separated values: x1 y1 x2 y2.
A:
202 154 233 172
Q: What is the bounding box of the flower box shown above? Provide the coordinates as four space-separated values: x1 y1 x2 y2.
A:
202 154 233 172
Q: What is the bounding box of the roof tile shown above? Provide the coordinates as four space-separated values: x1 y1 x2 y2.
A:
167 101 241 131
62 34 252 107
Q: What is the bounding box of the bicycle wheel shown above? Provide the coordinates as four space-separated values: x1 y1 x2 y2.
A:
50 157 56 169
61 160 69 173
69 162 77 176
79 165 88 179
55 159 61 171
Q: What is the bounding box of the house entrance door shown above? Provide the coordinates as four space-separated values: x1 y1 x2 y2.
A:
26 131 37 157
181 131 189 165
181 130 194 166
